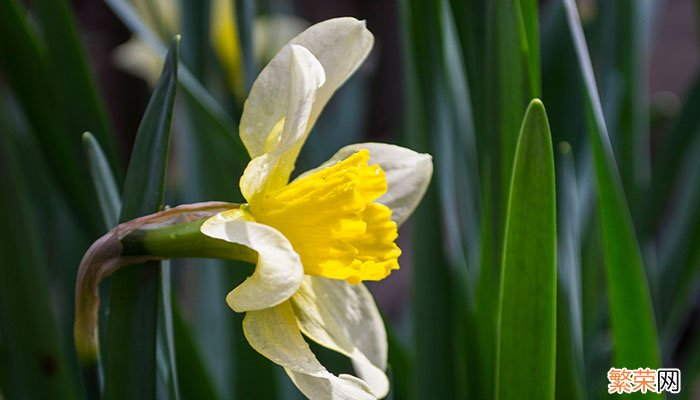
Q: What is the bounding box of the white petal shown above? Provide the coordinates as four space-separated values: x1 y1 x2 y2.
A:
286 370 375 400
298 142 433 226
244 302 376 400
200 209 303 312
239 44 325 201
291 277 389 398
240 17 373 159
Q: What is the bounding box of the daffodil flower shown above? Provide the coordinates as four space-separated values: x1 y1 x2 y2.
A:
74 17 432 400
193 18 432 398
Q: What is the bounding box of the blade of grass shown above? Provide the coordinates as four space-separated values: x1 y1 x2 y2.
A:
30 0 121 176
103 37 179 400
563 0 661 379
0 111 81 400
495 99 556 400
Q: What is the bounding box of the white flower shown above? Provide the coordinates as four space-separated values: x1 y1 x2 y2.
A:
199 17 432 399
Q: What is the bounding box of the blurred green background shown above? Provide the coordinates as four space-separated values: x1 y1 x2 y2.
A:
1 0 699 399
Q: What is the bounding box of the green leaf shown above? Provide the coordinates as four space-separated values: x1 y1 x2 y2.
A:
562 0 661 381
555 289 585 400
385 321 413 400
103 37 179 400
411 185 458 400
596 1 653 216
495 99 556 400
157 262 181 400
235 0 257 93
180 0 211 79
0 0 104 235
83 132 121 229
30 0 121 177
642 73 700 236
555 142 587 398
657 134 700 349
495 0 540 224
400 1 460 398
0 108 81 400
172 305 221 400
518 0 541 97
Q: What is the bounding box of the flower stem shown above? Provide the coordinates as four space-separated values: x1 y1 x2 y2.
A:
74 202 254 364
121 218 258 263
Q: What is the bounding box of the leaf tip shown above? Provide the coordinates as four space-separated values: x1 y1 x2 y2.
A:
527 98 546 114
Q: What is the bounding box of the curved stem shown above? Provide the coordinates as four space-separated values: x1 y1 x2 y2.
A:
74 201 254 364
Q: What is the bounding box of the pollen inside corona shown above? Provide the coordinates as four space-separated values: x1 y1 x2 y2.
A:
247 149 401 284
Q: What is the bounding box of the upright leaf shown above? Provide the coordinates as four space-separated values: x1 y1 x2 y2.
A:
401 1 459 398
0 0 104 235
31 0 120 175
642 73 700 236
495 0 540 228
658 134 700 347
235 0 257 93
172 306 221 400
496 99 556 400
157 262 181 400
103 37 179 400
83 132 121 229
0 109 81 400
562 0 661 383
595 0 653 215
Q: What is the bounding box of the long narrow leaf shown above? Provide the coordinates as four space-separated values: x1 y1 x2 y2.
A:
562 0 661 380
83 132 121 229
658 134 700 350
642 73 700 236
0 0 104 235
401 1 460 398
0 110 81 400
235 0 257 93
157 262 181 400
496 99 556 400
30 0 120 176
172 305 221 400
103 37 179 400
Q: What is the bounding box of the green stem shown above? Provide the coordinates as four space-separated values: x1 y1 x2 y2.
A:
122 219 258 264
74 202 254 364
